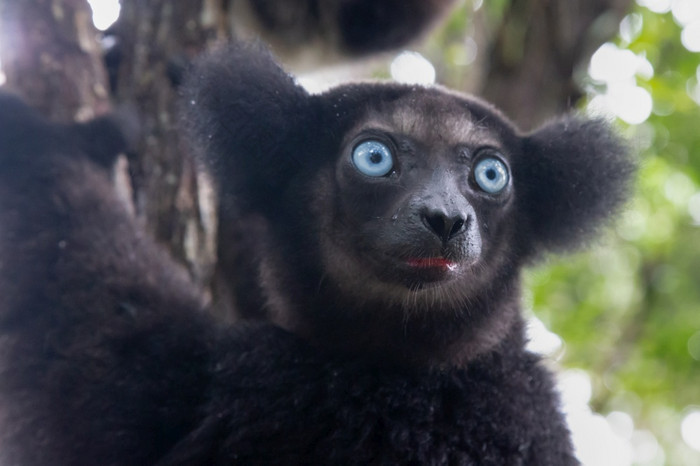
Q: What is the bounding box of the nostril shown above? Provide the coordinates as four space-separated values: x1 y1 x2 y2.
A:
424 213 445 238
449 217 465 239
422 210 467 243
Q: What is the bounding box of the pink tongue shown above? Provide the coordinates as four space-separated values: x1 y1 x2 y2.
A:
406 258 455 269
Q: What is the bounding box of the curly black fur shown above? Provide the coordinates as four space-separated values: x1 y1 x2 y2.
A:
0 42 634 465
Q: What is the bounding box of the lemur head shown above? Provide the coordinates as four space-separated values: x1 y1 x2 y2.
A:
184 43 634 366
314 88 517 311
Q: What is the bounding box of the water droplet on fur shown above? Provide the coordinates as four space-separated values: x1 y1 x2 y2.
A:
190 99 196 105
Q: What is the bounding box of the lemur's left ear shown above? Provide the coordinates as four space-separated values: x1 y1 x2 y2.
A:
514 117 635 256
182 42 314 214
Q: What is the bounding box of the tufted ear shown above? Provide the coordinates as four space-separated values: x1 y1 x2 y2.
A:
515 117 635 256
182 42 313 213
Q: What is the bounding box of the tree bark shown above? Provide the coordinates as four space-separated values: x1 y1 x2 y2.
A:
479 0 633 130
0 0 110 121
110 0 226 291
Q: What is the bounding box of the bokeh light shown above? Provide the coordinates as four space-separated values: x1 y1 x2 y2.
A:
587 42 654 124
636 0 672 14
86 0 120 31
680 22 700 52
681 410 700 452
526 316 563 356
390 51 436 85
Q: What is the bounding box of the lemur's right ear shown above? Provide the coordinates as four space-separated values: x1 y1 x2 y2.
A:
515 116 635 257
182 42 313 213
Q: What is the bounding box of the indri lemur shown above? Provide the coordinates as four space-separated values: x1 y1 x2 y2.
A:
0 43 634 465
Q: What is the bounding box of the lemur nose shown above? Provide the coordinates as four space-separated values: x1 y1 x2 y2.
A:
421 209 468 243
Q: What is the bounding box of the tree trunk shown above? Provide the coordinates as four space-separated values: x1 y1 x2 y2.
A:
0 0 109 121
110 0 227 292
479 0 633 130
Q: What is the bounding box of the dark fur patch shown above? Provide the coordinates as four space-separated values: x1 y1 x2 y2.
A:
241 0 456 55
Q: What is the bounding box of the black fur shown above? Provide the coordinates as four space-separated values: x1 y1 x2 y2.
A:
337 0 456 54
155 324 574 465
0 91 214 465
518 118 634 254
241 0 456 56
0 42 634 465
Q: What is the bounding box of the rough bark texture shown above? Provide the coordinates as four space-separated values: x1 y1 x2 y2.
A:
479 0 633 130
0 0 110 121
110 1 224 291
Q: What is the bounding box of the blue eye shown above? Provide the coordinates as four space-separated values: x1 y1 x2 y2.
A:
474 157 509 194
352 140 394 177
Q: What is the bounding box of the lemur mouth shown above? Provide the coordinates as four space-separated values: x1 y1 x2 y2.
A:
401 257 461 286
367 252 462 287
406 257 458 271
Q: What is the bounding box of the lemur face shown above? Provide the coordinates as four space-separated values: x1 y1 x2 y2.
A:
314 91 520 308
185 42 632 363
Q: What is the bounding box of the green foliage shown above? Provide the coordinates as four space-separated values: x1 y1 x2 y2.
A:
526 5 700 465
